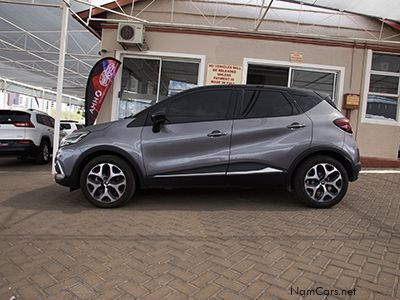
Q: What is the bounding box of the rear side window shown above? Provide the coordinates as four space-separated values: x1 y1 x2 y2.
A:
37 115 54 127
290 91 323 112
241 90 295 118
0 111 30 124
47 116 55 127
166 89 232 124
36 114 46 126
61 123 71 130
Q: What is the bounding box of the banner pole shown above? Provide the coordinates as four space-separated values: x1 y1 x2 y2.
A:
52 0 69 174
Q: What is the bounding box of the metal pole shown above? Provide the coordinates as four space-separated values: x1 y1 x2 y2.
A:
52 0 69 174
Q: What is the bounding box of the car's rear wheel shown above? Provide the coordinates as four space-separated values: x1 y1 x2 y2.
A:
294 155 348 208
35 140 51 164
80 155 135 208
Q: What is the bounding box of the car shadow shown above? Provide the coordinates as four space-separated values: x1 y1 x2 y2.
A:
0 157 51 172
1 184 306 213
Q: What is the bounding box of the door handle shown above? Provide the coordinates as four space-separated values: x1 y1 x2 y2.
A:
287 122 306 129
207 130 228 138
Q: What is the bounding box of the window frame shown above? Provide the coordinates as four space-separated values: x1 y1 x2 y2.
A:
242 58 345 109
112 51 206 121
361 50 400 126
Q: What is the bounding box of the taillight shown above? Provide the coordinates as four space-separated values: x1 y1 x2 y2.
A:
18 140 31 145
14 122 35 128
333 118 353 134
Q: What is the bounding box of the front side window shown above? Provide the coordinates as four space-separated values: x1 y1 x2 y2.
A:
166 90 232 124
366 53 400 121
241 90 295 118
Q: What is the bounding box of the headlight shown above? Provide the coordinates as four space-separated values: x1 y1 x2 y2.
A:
60 131 89 147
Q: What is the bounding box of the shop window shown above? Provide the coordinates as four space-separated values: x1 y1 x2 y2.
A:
119 57 199 119
246 64 338 103
159 61 198 100
366 52 400 121
247 65 289 86
290 70 336 99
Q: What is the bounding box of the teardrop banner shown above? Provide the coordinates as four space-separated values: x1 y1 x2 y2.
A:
85 57 121 126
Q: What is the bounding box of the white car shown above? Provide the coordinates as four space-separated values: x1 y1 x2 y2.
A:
0 109 55 164
60 120 84 136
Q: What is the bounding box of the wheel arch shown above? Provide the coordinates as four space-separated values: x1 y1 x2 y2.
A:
287 146 356 190
70 146 144 189
40 135 51 146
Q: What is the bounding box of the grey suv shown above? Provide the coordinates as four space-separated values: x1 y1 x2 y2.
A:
55 85 360 208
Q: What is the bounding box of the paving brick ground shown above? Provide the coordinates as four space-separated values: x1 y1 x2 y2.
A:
0 157 399 299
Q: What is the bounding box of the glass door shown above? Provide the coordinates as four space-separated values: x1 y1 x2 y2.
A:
119 57 160 119
118 56 200 119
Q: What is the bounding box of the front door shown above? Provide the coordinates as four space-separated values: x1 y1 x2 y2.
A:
141 88 236 178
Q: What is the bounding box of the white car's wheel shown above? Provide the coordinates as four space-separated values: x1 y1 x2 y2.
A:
35 140 51 164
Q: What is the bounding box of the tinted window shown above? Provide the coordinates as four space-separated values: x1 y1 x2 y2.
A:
0 110 30 124
76 124 84 129
166 89 232 123
47 117 55 128
60 123 71 130
36 114 46 126
290 91 323 112
37 115 54 127
241 90 294 118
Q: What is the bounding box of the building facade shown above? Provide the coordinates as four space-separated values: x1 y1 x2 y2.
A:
80 0 400 160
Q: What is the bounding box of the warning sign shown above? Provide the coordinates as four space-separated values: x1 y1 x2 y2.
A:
206 63 242 85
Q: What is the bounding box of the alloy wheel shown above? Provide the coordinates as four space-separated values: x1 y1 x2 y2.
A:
86 163 127 203
304 163 343 202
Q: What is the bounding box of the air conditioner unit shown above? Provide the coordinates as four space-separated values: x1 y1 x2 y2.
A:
117 23 144 44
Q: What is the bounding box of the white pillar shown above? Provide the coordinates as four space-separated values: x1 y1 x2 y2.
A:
52 0 69 174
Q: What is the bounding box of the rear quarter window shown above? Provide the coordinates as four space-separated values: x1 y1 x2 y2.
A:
0 111 30 124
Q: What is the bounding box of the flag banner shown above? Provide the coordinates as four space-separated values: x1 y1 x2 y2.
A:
85 57 121 126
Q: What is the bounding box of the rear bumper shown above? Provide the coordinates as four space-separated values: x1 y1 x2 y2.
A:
0 140 38 156
349 161 361 182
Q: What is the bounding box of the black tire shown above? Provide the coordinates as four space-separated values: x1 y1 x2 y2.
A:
293 155 349 208
80 155 136 208
35 140 51 164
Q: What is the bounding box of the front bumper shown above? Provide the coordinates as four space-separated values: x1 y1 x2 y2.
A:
54 146 81 189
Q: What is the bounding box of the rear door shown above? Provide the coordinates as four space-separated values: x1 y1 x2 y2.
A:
141 88 236 178
228 88 312 174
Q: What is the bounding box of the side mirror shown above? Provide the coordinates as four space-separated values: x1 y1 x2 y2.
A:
151 111 166 133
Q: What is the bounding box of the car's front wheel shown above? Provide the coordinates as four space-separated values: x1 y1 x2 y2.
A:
294 155 349 208
80 155 136 208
